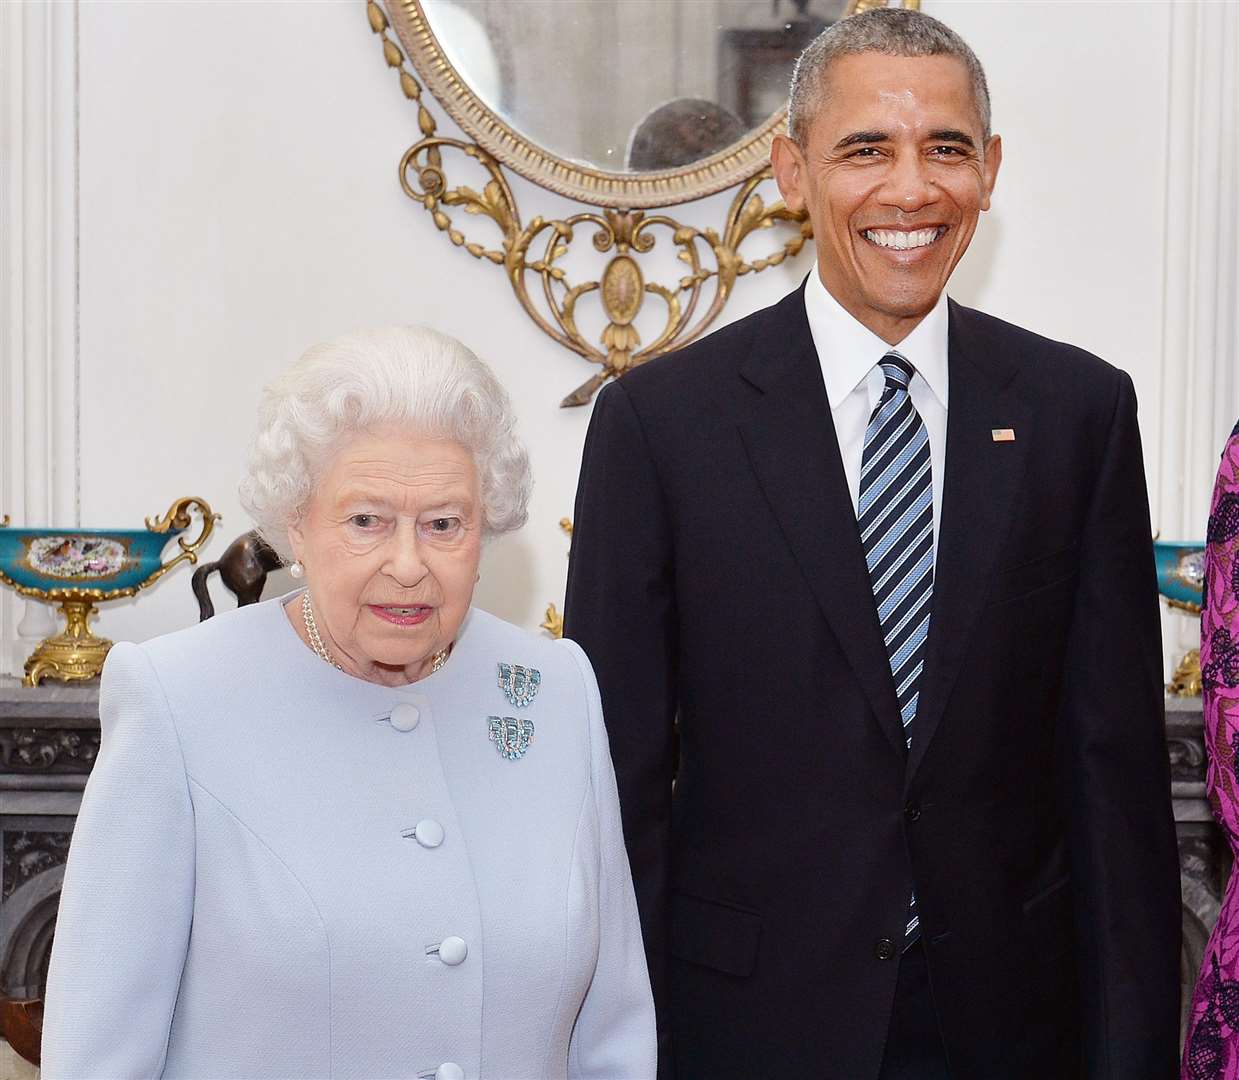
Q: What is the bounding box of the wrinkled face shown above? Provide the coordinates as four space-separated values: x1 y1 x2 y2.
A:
287 426 482 685
772 52 1001 343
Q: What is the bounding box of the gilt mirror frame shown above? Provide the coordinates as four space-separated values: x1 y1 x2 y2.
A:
367 0 920 405
387 0 797 210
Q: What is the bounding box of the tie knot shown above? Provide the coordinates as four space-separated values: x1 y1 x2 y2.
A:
880 352 915 391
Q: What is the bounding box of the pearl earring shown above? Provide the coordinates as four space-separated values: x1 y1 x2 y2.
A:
289 561 305 579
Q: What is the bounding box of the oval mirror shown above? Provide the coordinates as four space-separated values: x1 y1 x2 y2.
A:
388 0 918 209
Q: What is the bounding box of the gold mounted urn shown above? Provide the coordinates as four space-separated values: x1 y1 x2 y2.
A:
0 496 218 686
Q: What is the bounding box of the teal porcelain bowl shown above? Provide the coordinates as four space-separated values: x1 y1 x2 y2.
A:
0 497 217 685
0 526 190 595
1154 540 1206 611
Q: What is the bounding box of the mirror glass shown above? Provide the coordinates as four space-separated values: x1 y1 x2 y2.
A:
420 0 852 174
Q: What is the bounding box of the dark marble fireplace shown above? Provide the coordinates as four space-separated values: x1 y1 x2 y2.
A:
0 679 99 1004
1168 693 1232 1031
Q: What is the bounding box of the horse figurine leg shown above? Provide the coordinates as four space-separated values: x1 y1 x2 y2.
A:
190 531 284 620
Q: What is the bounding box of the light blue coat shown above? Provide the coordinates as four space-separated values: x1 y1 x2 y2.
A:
41 595 655 1079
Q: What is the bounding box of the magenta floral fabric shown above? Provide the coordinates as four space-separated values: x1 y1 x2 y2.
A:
1184 420 1239 1079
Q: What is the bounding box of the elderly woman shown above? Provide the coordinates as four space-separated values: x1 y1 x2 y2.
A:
41 327 655 1079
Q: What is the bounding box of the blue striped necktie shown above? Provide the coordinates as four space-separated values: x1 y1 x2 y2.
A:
857 351 934 948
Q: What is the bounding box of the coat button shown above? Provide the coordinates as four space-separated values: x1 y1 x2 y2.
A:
875 937 896 961
435 1065 464 1080
904 803 921 822
389 703 420 731
438 936 468 966
413 820 444 848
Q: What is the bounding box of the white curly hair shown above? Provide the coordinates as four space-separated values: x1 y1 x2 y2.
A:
239 325 531 562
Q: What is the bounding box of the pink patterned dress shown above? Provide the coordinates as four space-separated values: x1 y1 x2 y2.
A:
1184 421 1239 1079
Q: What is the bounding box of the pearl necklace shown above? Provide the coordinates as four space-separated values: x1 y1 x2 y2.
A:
301 592 448 675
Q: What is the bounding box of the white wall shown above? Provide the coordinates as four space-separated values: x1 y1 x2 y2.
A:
3 0 1236 679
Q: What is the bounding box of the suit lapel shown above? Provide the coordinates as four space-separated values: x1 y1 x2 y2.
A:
906 302 1033 784
737 287 907 757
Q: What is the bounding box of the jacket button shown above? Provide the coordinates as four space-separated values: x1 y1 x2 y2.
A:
437 936 468 966
435 1065 465 1080
389 703 420 731
412 820 445 848
875 937 896 961
904 803 921 822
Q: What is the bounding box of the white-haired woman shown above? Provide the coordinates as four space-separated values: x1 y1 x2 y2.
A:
41 327 656 1080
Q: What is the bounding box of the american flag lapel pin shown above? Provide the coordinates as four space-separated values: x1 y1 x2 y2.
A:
991 428 1016 443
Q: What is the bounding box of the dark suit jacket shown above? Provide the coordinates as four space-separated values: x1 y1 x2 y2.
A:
563 284 1181 1080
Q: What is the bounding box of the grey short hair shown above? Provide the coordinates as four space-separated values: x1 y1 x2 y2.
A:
239 326 531 561
787 8 991 146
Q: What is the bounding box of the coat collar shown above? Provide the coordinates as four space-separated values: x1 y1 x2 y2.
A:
738 282 908 756
802 267 949 411
905 300 1031 783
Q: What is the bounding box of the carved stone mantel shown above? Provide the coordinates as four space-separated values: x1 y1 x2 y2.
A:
1166 692 1229 1020
0 678 100 806
0 676 100 1002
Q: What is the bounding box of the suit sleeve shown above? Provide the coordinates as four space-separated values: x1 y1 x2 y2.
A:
1060 372 1181 1077
562 638 657 1080
564 380 678 1074
41 642 195 1079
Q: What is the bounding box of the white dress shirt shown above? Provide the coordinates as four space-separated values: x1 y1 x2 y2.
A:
803 267 949 558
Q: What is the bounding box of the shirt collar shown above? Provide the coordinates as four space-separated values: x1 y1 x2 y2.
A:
803 266 950 410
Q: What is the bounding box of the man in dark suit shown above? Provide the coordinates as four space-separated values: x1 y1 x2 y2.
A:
564 8 1181 1080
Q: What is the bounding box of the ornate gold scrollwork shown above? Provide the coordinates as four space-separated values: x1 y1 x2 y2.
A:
1163 597 1204 697
142 495 220 588
542 518 574 639
1166 598 1204 617
1169 649 1203 697
540 605 564 641
368 1 814 407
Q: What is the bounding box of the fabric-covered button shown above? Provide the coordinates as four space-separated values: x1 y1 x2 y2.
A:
438 936 468 966
414 820 444 848
389 703 420 731
435 1064 464 1080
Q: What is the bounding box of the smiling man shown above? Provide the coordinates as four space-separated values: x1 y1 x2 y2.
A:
565 9 1180 1080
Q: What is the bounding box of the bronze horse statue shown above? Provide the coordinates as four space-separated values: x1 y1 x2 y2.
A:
191 530 284 620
